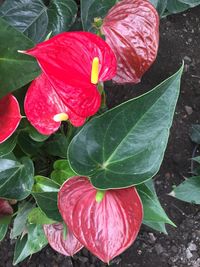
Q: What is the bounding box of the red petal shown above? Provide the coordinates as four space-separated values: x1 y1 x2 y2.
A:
24 74 99 135
0 199 13 218
0 94 21 143
58 176 143 263
102 0 159 84
24 32 116 117
43 223 83 256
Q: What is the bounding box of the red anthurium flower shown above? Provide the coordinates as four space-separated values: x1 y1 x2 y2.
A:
102 0 159 84
58 176 143 264
21 32 116 134
43 223 83 256
0 199 13 218
0 94 21 143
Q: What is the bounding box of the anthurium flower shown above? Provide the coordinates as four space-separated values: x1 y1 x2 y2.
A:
21 32 116 134
58 176 143 264
0 199 13 218
43 223 83 256
102 0 159 84
0 94 21 143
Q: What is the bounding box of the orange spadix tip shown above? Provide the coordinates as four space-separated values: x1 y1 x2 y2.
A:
53 113 69 122
91 57 99 84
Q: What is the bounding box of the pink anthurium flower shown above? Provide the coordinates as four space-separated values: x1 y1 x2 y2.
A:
58 176 143 264
102 0 159 84
0 94 21 143
0 199 13 218
21 32 117 134
43 223 83 256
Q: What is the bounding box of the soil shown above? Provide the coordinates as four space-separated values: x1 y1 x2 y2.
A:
1 5 200 267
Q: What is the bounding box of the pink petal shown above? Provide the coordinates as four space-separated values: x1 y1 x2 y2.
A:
43 223 83 256
102 0 159 84
0 94 21 143
0 199 13 218
58 176 143 264
24 74 97 135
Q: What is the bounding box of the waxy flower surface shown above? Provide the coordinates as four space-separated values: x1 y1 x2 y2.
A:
43 223 83 256
102 0 159 84
23 32 117 134
0 94 21 143
58 176 143 264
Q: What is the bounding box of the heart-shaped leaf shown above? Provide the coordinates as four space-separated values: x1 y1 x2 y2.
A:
43 223 83 256
58 176 143 263
0 0 48 43
68 65 183 189
0 157 34 200
81 0 117 32
13 224 48 265
47 0 78 35
0 18 40 98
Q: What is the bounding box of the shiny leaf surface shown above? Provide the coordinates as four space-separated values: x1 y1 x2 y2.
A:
0 95 21 144
0 224 8 241
68 66 183 189
170 176 200 204
0 157 34 200
149 0 167 16
28 208 55 225
43 223 83 256
0 134 18 157
47 0 78 35
0 18 40 97
81 0 117 31
58 176 143 263
51 160 76 184
102 0 159 84
32 176 61 221
13 224 48 265
0 0 48 43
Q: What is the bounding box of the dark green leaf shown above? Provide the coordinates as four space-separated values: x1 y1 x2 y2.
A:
45 133 68 158
192 156 200 164
11 201 35 239
0 0 48 43
47 0 78 35
179 0 200 5
28 208 55 225
137 184 175 226
0 134 17 157
165 0 190 15
149 0 168 16
0 157 34 200
0 18 40 98
170 176 200 204
32 176 61 221
51 159 76 185
28 125 49 142
190 124 200 144
18 131 43 156
0 223 8 241
68 65 183 189
13 224 48 265
81 0 117 31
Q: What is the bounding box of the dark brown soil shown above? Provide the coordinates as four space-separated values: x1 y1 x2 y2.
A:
1 5 200 267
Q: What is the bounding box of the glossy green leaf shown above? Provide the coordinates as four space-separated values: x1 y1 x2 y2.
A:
18 132 43 156
0 18 40 98
0 0 48 43
0 223 8 241
149 0 168 16
143 220 167 234
81 0 117 31
11 201 35 239
28 208 55 225
190 124 200 144
170 176 200 204
0 134 17 157
68 66 183 189
0 157 34 200
45 133 69 158
51 159 76 185
137 183 175 226
192 156 200 164
13 224 48 265
47 0 78 35
28 125 49 142
165 0 190 15
32 176 61 221
179 0 200 5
